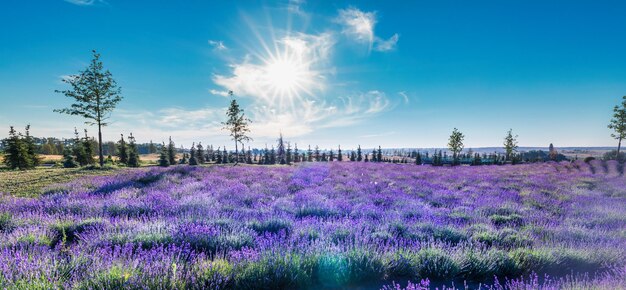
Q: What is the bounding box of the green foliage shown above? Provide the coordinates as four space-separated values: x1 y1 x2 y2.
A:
248 219 292 235
50 219 102 247
0 212 15 233
235 254 313 289
460 249 519 281
602 150 626 162
159 142 170 167
116 134 128 165
54 50 123 167
448 128 465 165
189 144 198 165
412 248 460 280
489 213 525 227
222 92 252 163
126 133 140 167
608 96 626 154
167 137 176 165
503 129 518 162
2 126 38 170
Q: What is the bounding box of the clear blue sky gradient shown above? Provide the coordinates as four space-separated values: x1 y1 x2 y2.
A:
1 0 625 149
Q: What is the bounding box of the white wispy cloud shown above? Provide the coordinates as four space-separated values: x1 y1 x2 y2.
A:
209 89 230 97
337 8 376 49
398 91 409 104
63 0 104 6
375 33 399 51
336 7 399 52
208 40 228 51
286 0 306 15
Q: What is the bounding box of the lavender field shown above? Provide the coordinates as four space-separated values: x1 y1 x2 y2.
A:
1 162 625 289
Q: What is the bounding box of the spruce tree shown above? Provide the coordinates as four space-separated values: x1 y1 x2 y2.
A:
158 142 169 167
216 147 223 164
116 134 128 165
196 143 205 164
307 145 313 162
72 128 86 166
377 146 383 163
314 146 320 162
167 137 176 165
270 146 277 164
189 143 198 165
222 147 229 164
286 143 292 165
415 152 422 165
62 146 78 168
127 133 140 167
277 134 286 165
357 145 362 162
337 145 343 162
294 144 299 163
23 125 41 167
2 126 32 170
371 150 377 162
82 129 95 165
246 147 253 164
329 149 334 162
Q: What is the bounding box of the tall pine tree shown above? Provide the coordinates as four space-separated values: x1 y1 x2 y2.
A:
167 136 176 165
127 133 140 167
116 134 128 165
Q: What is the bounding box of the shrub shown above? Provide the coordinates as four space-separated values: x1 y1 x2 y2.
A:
412 248 460 280
417 223 467 244
489 214 525 227
248 219 292 235
235 254 313 289
345 249 385 282
193 259 234 289
0 212 15 233
459 249 519 281
50 219 102 247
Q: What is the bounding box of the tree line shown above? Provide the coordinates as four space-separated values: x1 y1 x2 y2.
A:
2 50 626 169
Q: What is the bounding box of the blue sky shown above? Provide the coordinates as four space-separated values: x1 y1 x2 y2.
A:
1 0 625 149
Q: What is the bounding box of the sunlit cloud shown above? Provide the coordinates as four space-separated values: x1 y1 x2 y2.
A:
212 27 391 139
337 8 376 49
208 40 228 51
336 7 399 52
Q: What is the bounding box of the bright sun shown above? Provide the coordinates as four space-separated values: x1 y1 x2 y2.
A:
266 59 301 93
260 46 317 103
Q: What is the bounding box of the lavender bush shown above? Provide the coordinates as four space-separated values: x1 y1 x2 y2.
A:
0 161 624 289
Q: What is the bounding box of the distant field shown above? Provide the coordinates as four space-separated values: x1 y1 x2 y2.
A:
0 162 624 288
0 167 121 197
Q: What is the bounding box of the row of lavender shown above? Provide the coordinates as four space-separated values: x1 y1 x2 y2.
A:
0 161 624 289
